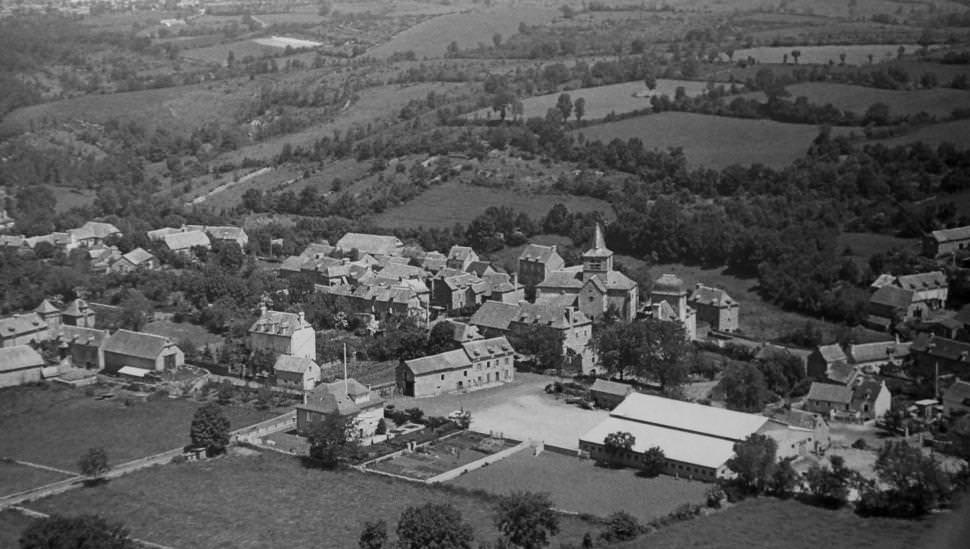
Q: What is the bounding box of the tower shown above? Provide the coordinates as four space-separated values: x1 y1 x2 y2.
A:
582 224 613 282
651 274 687 320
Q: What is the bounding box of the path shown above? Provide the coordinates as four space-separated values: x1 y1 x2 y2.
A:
12 460 75 477
187 166 272 206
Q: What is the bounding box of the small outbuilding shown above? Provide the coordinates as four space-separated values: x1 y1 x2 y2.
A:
589 379 635 410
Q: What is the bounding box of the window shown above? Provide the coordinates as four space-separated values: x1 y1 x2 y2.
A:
441 374 445 380
464 371 468 377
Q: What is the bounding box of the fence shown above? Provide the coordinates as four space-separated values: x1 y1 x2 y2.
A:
231 411 297 443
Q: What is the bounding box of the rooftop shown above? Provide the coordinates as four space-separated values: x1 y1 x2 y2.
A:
580 416 737 470
404 348 472 376
249 310 312 336
610 393 769 442
102 329 175 360
931 226 970 243
519 244 561 264
806 382 853 404
0 345 45 372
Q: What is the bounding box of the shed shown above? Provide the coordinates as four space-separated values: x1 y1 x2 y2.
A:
589 379 635 409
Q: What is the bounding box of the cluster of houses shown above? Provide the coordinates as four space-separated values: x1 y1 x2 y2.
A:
0 298 185 387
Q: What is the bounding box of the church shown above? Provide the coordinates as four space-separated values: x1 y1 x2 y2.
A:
535 224 639 322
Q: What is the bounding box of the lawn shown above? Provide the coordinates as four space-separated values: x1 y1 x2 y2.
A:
464 79 714 122
142 320 225 352
613 497 941 549
0 462 72 498
367 5 558 58
0 385 275 472
872 118 970 149
372 180 614 230
450 449 709 523
574 112 855 169
23 451 595 547
742 82 970 119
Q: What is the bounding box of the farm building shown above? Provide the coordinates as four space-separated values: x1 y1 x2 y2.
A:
0 345 46 388
55 325 108 370
68 221 121 248
807 344 849 382
295 378 383 439
0 312 50 348
579 393 814 482
924 226 970 258
249 308 316 359
892 271 948 311
910 334 970 378
274 355 323 392
335 233 404 257
102 330 185 373
589 379 635 409
110 247 158 274
688 284 739 332
866 286 917 330
162 230 211 256
446 245 479 271
398 337 515 397
942 380 970 417
804 378 890 421
517 243 564 290
61 299 96 328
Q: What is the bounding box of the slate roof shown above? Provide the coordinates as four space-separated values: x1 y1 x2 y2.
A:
121 247 155 266
943 380 970 406
766 408 824 430
895 271 947 292
931 226 970 243
518 244 560 264
163 230 210 251
461 336 513 360
806 382 853 404
419 251 448 272
300 379 380 416
274 355 319 375
299 241 333 258
0 345 45 372
870 273 896 289
816 344 847 364
447 245 476 261
378 262 425 280
826 362 858 385
468 302 520 332
61 299 91 318
466 261 496 277
57 325 108 347
280 255 309 272
335 233 404 256
689 284 737 308
34 300 59 315
582 224 612 259
592 271 637 292
404 348 472 376
869 286 914 309
536 270 584 290
847 341 911 364
0 313 47 337
147 227 181 241
514 302 590 329
103 329 174 360
205 226 247 242
70 221 120 241
590 378 635 397
653 274 685 294
249 310 311 336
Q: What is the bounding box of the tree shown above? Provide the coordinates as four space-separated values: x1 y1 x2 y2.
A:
640 446 665 477
725 434 777 495
190 402 231 456
118 289 153 331
871 441 952 515
20 515 136 549
864 102 891 125
318 0 332 16
592 319 689 391
720 363 769 412
839 52 846 65
603 431 635 455
560 4 575 18
492 33 503 48
359 519 388 549
630 38 645 54
643 70 657 91
791 49 801 64
494 491 560 549
396 503 475 549
573 97 586 122
507 324 564 373
767 457 798 498
555 93 572 122
78 447 109 481
804 456 853 508
428 321 460 355
897 45 905 60
599 512 640 542
226 50 235 68
306 413 360 469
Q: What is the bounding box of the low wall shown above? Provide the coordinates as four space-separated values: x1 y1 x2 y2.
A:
425 440 531 484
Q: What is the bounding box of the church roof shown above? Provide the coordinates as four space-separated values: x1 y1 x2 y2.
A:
582 224 612 258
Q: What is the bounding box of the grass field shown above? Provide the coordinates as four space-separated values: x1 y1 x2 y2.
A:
614 497 941 549
0 385 275 472
465 79 714 122
724 44 939 66
0 462 72 497
872 118 970 148
742 83 970 119
575 112 855 169
450 449 709 523
0 510 34 548
23 451 594 547
371 180 615 230
142 320 225 352
367 6 558 58
181 39 284 64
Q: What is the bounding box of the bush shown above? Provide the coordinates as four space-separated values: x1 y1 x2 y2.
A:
375 418 388 435
147 389 169 402
600 511 641 542
705 486 726 508
171 454 187 465
405 407 425 424
639 446 665 477
851 438 868 450
669 503 703 521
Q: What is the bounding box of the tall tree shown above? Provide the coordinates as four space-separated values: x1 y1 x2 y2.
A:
573 97 586 122
494 491 560 549
306 413 359 469
592 319 688 391
555 93 572 122
725 433 777 495
190 402 231 456
396 503 475 549
720 363 769 412
358 519 387 549
78 447 110 481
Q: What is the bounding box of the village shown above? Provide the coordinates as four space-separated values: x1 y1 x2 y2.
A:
2 209 970 547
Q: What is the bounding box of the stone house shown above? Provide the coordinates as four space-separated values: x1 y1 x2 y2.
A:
432 272 488 313
0 313 50 348
102 329 184 373
924 226 970 258
866 286 916 330
688 284 739 332
590 379 635 409
61 299 96 328
295 379 384 439
892 271 948 312
69 221 121 248
910 334 970 378
249 309 316 360
649 274 697 340
274 355 322 392
55 325 108 370
398 337 515 397
0 345 46 388
804 383 853 416
807 344 850 383
110 248 158 274
517 244 565 290
942 380 970 417
162 230 211 256
446 245 479 271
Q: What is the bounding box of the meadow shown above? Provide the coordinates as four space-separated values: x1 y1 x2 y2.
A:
872 118 970 148
744 82 970 118
0 462 72 498
367 5 558 58
449 449 709 523
181 38 301 65
613 497 943 549
371 180 614 230
22 452 595 547
0 385 274 473
464 79 713 122
575 112 855 169
0 510 34 548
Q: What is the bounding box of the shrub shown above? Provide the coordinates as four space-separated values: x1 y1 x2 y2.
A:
599 511 641 542
705 486 726 508
639 446 665 477
851 438 868 450
405 407 425 424
171 454 187 465
375 418 388 435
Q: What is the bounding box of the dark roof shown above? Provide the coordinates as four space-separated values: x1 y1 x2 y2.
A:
536 270 584 290
689 285 737 308
249 310 312 336
815 344 847 364
0 345 45 372
468 302 520 331
34 300 60 315
57 326 108 347
519 244 560 264
869 286 914 309
274 355 319 374
514 302 590 329
806 382 853 404
0 313 47 337
911 334 970 362
895 271 947 292
404 348 471 376
61 299 92 318
766 408 824 430
826 362 858 385
461 336 514 360
582 224 612 259
943 380 970 404
102 329 175 360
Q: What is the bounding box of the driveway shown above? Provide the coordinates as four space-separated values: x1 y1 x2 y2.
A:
386 373 609 449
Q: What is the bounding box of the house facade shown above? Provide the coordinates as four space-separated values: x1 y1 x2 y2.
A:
274 355 322 391
398 337 515 397
688 284 739 332
446 245 479 271
0 313 50 347
249 309 316 359
295 379 384 439
102 329 184 373
517 244 565 291
649 274 697 341
892 271 948 312
110 248 158 274
924 226 970 258
55 325 108 369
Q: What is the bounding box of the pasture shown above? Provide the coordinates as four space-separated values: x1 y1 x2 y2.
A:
0 510 34 548
371 180 614 230
22 452 594 547
745 82 970 119
0 385 274 473
872 118 970 148
723 44 938 66
0 461 72 498
465 79 714 122
613 497 942 549
575 112 855 169
449 449 709 523
181 38 308 65
367 5 558 58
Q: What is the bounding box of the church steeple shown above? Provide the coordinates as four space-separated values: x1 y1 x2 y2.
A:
582 223 613 280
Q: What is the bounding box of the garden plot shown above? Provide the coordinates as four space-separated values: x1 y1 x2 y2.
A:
365 431 517 481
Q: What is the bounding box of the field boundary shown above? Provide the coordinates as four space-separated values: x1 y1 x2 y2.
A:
426 440 531 484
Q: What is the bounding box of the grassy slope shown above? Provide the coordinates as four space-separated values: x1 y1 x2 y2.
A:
872 118 970 148
0 462 72 497
743 83 970 118
449 449 709 523
25 452 593 548
0 385 274 472
574 112 855 169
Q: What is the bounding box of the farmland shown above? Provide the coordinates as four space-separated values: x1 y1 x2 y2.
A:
0 462 71 497
724 44 940 66
371 180 615 230
367 5 558 59
744 82 970 118
0 385 274 473
872 118 970 148
449 449 709 523
464 79 714 122
575 112 856 169
611 497 942 549
21 451 594 547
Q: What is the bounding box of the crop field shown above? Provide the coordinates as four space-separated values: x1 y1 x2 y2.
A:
464 79 714 122
575 112 856 169
613 497 942 549
724 44 940 66
252 35 323 49
367 6 558 59
21 452 594 547
872 118 970 148
744 83 970 119
0 385 275 473
372 180 614 230
450 449 709 523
